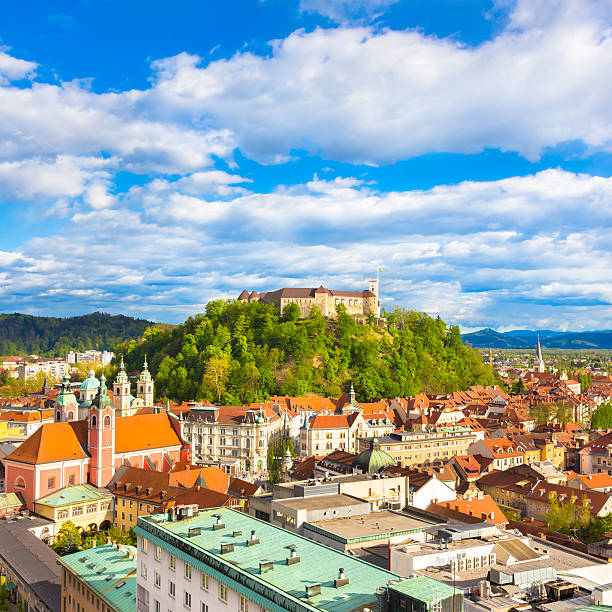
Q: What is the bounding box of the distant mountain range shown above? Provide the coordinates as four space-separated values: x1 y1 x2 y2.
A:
462 328 612 349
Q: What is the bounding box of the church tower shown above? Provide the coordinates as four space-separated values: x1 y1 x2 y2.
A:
88 374 116 487
54 373 79 422
136 356 154 407
534 336 545 373
113 356 132 417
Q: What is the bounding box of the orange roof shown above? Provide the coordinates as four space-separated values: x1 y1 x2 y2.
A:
309 414 356 429
428 495 507 525
115 413 182 453
6 422 88 464
569 473 612 489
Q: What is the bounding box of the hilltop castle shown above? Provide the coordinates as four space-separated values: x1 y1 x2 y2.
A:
237 280 380 318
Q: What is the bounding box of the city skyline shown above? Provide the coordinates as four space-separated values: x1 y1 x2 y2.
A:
0 0 611 331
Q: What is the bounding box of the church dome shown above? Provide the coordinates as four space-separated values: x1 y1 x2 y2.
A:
353 438 396 474
80 370 100 392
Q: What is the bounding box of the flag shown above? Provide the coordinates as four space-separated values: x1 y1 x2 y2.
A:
377 266 383 271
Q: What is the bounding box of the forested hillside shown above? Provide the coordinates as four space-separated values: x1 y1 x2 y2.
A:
117 300 495 404
0 312 160 356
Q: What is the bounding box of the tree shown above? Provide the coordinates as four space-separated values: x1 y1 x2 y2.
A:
531 402 556 425
202 357 231 401
555 400 574 425
511 377 526 394
591 401 612 429
283 302 300 322
53 521 82 556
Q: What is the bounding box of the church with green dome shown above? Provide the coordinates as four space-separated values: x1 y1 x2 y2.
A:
352 438 396 474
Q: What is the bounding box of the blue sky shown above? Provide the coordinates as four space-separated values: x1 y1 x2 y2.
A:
0 0 611 331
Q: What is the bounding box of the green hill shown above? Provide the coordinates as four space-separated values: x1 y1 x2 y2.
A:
0 312 162 357
117 300 495 404
463 328 612 349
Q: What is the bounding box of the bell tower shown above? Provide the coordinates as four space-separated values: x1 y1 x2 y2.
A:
137 356 154 407
88 374 116 487
54 374 78 422
113 356 132 417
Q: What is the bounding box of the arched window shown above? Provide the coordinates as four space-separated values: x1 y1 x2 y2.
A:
91 415 97 428
14 476 26 489
56 411 61 421
104 415 111 428
67 411 74 420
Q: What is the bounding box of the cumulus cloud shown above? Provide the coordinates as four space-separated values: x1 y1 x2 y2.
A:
147 0 612 164
0 50 36 83
0 169 610 330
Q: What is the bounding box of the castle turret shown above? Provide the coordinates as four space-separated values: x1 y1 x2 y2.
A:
136 356 154 407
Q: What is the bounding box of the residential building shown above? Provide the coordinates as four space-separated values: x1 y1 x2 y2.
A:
59 543 136 612
358 426 479 468
579 430 612 474
107 466 242 532
237 280 381 318
525 480 612 521
426 494 508 527
404 469 457 509
475 470 537 515
0 520 61 612
0 491 24 517
66 349 114 366
178 404 285 474
0 408 54 437
566 472 612 494
300 409 394 455
467 438 525 471
135 505 432 612
34 484 114 536
17 359 69 381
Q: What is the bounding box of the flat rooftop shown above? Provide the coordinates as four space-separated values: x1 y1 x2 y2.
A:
137 507 409 612
274 493 365 512
305 510 436 543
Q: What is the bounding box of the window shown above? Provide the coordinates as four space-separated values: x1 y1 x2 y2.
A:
154 571 161 588
201 573 208 590
185 563 192 580
201 604 208 612
104 415 111 428
141 562 147 578
86 503 97 514
219 584 228 601
72 506 84 517
155 601 160 612
241 596 249 611
48 477 55 489
68 474 75 485
184 591 192 608
169 554 176 570
14 477 26 489
155 545 161 561
141 538 148 553
169 581 175 597
57 509 69 520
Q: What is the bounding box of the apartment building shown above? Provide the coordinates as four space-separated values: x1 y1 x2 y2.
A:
135 505 432 612
59 543 137 612
467 438 526 471
300 411 395 455
357 426 479 468
179 405 286 474
17 359 69 381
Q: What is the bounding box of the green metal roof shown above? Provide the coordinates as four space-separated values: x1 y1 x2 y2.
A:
137 507 430 612
35 484 113 508
80 371 100 391
58 544 136 612
0 492 23 510
388 576 462 602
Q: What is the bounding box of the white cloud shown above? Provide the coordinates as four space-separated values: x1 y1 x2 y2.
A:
299 0 400 23
0 169 610 330
148 0 612 164
0 50 36 83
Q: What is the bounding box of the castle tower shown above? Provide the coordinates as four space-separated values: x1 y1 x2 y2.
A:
534 337 545 373
88 374 116 487
368 278 379 297
136 356 154 407
113 356 132 417
54 373 79 422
